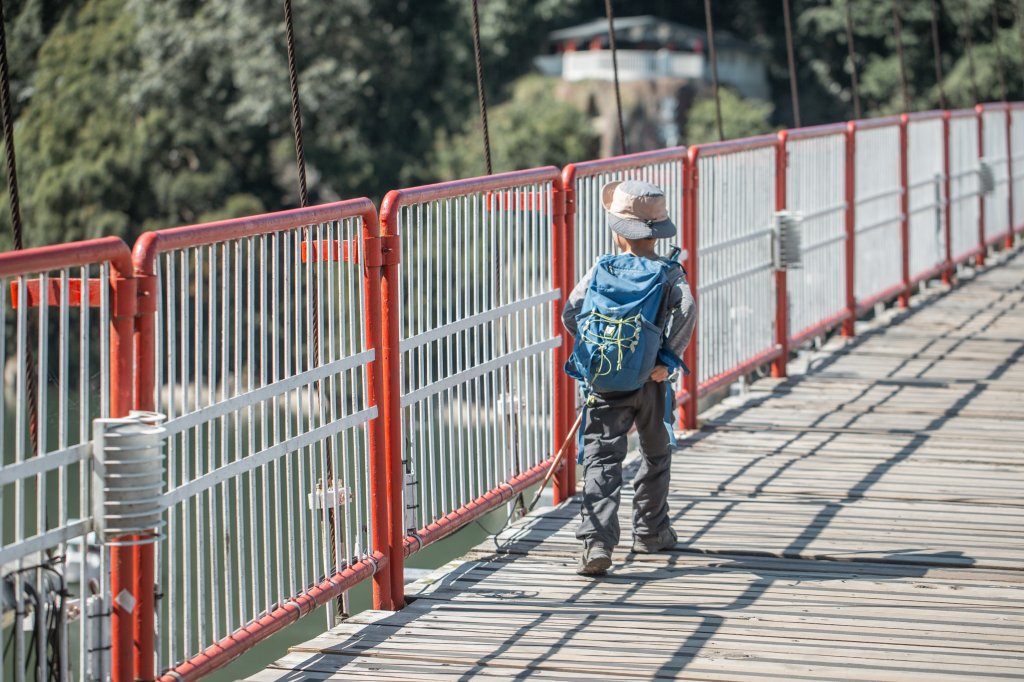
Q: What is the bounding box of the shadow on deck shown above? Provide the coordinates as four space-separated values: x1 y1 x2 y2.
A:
250 248 1024 681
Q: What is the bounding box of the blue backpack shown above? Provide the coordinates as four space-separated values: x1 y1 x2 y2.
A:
565 253 685 393
565 253 688 460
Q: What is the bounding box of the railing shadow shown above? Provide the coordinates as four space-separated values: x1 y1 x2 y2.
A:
264 249 1019 679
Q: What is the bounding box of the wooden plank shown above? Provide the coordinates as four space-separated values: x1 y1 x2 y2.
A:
249 250 1024 681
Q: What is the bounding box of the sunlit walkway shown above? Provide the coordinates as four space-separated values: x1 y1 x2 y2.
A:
252 248 1024 680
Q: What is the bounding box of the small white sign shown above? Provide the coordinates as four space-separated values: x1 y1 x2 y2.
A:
115 589 136 614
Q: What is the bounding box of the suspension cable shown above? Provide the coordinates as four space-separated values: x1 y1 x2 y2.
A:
0 0 39 457
283 0 309 208
281 0 343 619
703 0 724 141
782 0 802 128
960 4 980 104
991 0 1008 102
470 0 493 174
468 0 524 516
929 0 947 109
1018 0 1024 97
892 0 911 112
844 0 862 120
604 0 627 155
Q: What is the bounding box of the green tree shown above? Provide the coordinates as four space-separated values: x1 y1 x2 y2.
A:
1 0 144 247
684 88 775 145
0 0 585 248
429 75 600 180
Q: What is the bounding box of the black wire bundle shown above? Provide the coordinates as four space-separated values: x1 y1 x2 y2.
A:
2 561 68 680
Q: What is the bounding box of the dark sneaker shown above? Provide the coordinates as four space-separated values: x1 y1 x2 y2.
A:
631 526 678 554
576 542 613 576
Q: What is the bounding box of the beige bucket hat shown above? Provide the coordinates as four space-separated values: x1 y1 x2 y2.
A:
601 180 676 240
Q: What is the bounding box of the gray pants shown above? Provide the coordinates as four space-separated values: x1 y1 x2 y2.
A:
576 380 673 548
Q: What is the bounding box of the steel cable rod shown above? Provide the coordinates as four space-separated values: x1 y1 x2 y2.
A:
992 1 1008 102
703 0 724 141
469 0 525 517
281 0 342 620
782 0 802 127
960 2 980 104
1018 0 1024 95
929 0 947 109
470 0 493 175
844 0 862 120
0 0 39 457
604 0 628 155
893 0 911 111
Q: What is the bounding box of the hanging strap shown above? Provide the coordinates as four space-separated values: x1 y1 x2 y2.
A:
663 381 678 448
576 402 588 465
576 390 594 464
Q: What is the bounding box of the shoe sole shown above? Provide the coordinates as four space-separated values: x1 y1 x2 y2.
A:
631 544 673 554
576 555 612 576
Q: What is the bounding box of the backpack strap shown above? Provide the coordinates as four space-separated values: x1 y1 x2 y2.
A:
576 388 596 464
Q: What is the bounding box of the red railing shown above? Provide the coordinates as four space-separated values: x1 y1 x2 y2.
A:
684 135 782 425
2 104 1022 682
132 200 390 681
379 168 565 608
780 123 851 347
0 237 136 682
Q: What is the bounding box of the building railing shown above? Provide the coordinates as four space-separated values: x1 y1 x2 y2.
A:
553 49 705 82
1 103 1022 682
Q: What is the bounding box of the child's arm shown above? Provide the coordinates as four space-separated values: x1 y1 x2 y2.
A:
561 264 597 337
657 269 697 374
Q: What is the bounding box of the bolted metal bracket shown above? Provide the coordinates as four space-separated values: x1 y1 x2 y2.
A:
307 479 352 510
403 471 419 534
773 210 803 270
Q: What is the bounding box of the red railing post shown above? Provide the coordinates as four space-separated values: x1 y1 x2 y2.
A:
363 208 395 612
842 121 857 337
899 115 911 308
110 270 138 682
379 192 406 609
976 105 987 267
681 150 699 430
552 177 575 503
942 111 954 285
772 133 789 377
131 267 158 682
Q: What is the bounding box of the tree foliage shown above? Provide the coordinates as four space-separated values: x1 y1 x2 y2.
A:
0 0 1018 248
684 88 775 145
0 0 584 247
430 76 600 180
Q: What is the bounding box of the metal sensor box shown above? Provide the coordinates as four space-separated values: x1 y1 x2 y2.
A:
773 210 803 270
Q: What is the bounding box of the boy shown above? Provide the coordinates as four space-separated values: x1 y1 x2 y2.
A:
562 180 696 576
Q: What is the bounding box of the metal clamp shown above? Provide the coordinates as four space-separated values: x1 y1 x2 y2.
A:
978 159 996 194
91 411 167 545
403 472 419 534
773 210 804 270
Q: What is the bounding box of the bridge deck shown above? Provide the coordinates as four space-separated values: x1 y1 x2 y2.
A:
250 250 1024 681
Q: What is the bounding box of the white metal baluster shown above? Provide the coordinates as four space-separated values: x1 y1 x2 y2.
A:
232 238 247 631
270 231 284 608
